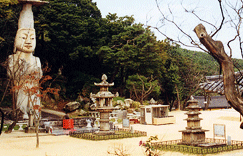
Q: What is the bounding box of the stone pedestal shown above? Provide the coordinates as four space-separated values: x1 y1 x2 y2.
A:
96 108 115 135
179 99 209 145
25 126 46 133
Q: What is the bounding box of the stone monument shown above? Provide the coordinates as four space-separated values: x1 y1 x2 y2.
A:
149 98 157 105
179 96 209 145
86 119 92 128
7 0 48 132
91 74 117 135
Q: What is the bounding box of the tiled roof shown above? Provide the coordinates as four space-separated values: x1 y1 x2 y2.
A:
194 96 231 109
199 71 243 94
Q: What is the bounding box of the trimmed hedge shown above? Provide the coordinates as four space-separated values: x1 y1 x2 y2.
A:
69 128 147 141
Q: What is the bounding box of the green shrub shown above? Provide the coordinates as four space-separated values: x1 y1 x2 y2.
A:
143 101 149 105
112 97 125 107
113 97 125 102
110 118 115 122
117 119 123 123
130 101 140 108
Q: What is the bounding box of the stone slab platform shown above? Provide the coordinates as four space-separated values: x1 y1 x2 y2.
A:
51 127 99 136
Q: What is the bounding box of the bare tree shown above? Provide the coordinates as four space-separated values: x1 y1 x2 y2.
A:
154 0 243 116
194 24 243 115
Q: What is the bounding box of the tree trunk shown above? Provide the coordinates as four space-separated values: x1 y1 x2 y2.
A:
0 108 4 135
205 93 211 110
175 84 180 110
36 119 39 148
194 24 243 116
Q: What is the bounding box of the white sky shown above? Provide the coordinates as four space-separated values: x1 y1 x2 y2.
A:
93 0 243 59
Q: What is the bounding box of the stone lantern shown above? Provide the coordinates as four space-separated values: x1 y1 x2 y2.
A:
179 97 209 145
92 74 117 134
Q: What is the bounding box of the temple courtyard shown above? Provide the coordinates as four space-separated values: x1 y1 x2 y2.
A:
1 109 243 156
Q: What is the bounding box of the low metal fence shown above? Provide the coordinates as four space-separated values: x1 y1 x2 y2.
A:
150 138 243 154
117 128 147 136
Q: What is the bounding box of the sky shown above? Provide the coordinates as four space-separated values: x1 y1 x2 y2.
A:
93 0 242 59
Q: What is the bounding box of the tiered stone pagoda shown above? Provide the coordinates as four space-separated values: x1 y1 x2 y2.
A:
92 74 117 134
179 97 209 145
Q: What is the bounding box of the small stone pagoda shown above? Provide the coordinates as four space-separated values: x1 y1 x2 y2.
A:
91 74 117 134
179 97 209 145
149 98 157 105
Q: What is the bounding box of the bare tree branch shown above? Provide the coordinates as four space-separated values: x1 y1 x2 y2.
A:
224 0 243 58
182 5 217 31
154 0 208 51
211 0 225 37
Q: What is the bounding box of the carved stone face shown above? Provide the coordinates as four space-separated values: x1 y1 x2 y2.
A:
15 28 36 53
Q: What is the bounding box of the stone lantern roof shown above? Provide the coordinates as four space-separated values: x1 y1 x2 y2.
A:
93 74 115 98
94 91 115 98
94 74 114 87
18 0 49 6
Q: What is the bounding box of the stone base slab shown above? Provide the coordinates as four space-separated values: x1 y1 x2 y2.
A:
24 127 46 133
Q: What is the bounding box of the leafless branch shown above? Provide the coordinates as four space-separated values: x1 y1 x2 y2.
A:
182 5 217 30
154 0 208 52
211 0 225 37
225 0 243 57
151 26 208 52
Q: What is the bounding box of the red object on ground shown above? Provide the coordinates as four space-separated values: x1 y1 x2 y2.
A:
129 119 139 124
63 119 74 129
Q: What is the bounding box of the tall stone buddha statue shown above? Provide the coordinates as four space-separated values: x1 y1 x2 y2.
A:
7 4 42 120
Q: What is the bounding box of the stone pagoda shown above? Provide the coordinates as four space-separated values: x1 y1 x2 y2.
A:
179 97 209 145
91 74 117 134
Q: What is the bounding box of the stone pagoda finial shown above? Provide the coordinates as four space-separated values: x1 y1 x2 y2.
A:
190 95 194 100
94 74 114 86
101 74 107 83
149 98 157 105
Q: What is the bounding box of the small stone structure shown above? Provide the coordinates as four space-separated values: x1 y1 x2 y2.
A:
140 105 175 125
86 119 92 128
124 99 133 107
179 97 209 145
91 74 117 134
149 98 157 105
